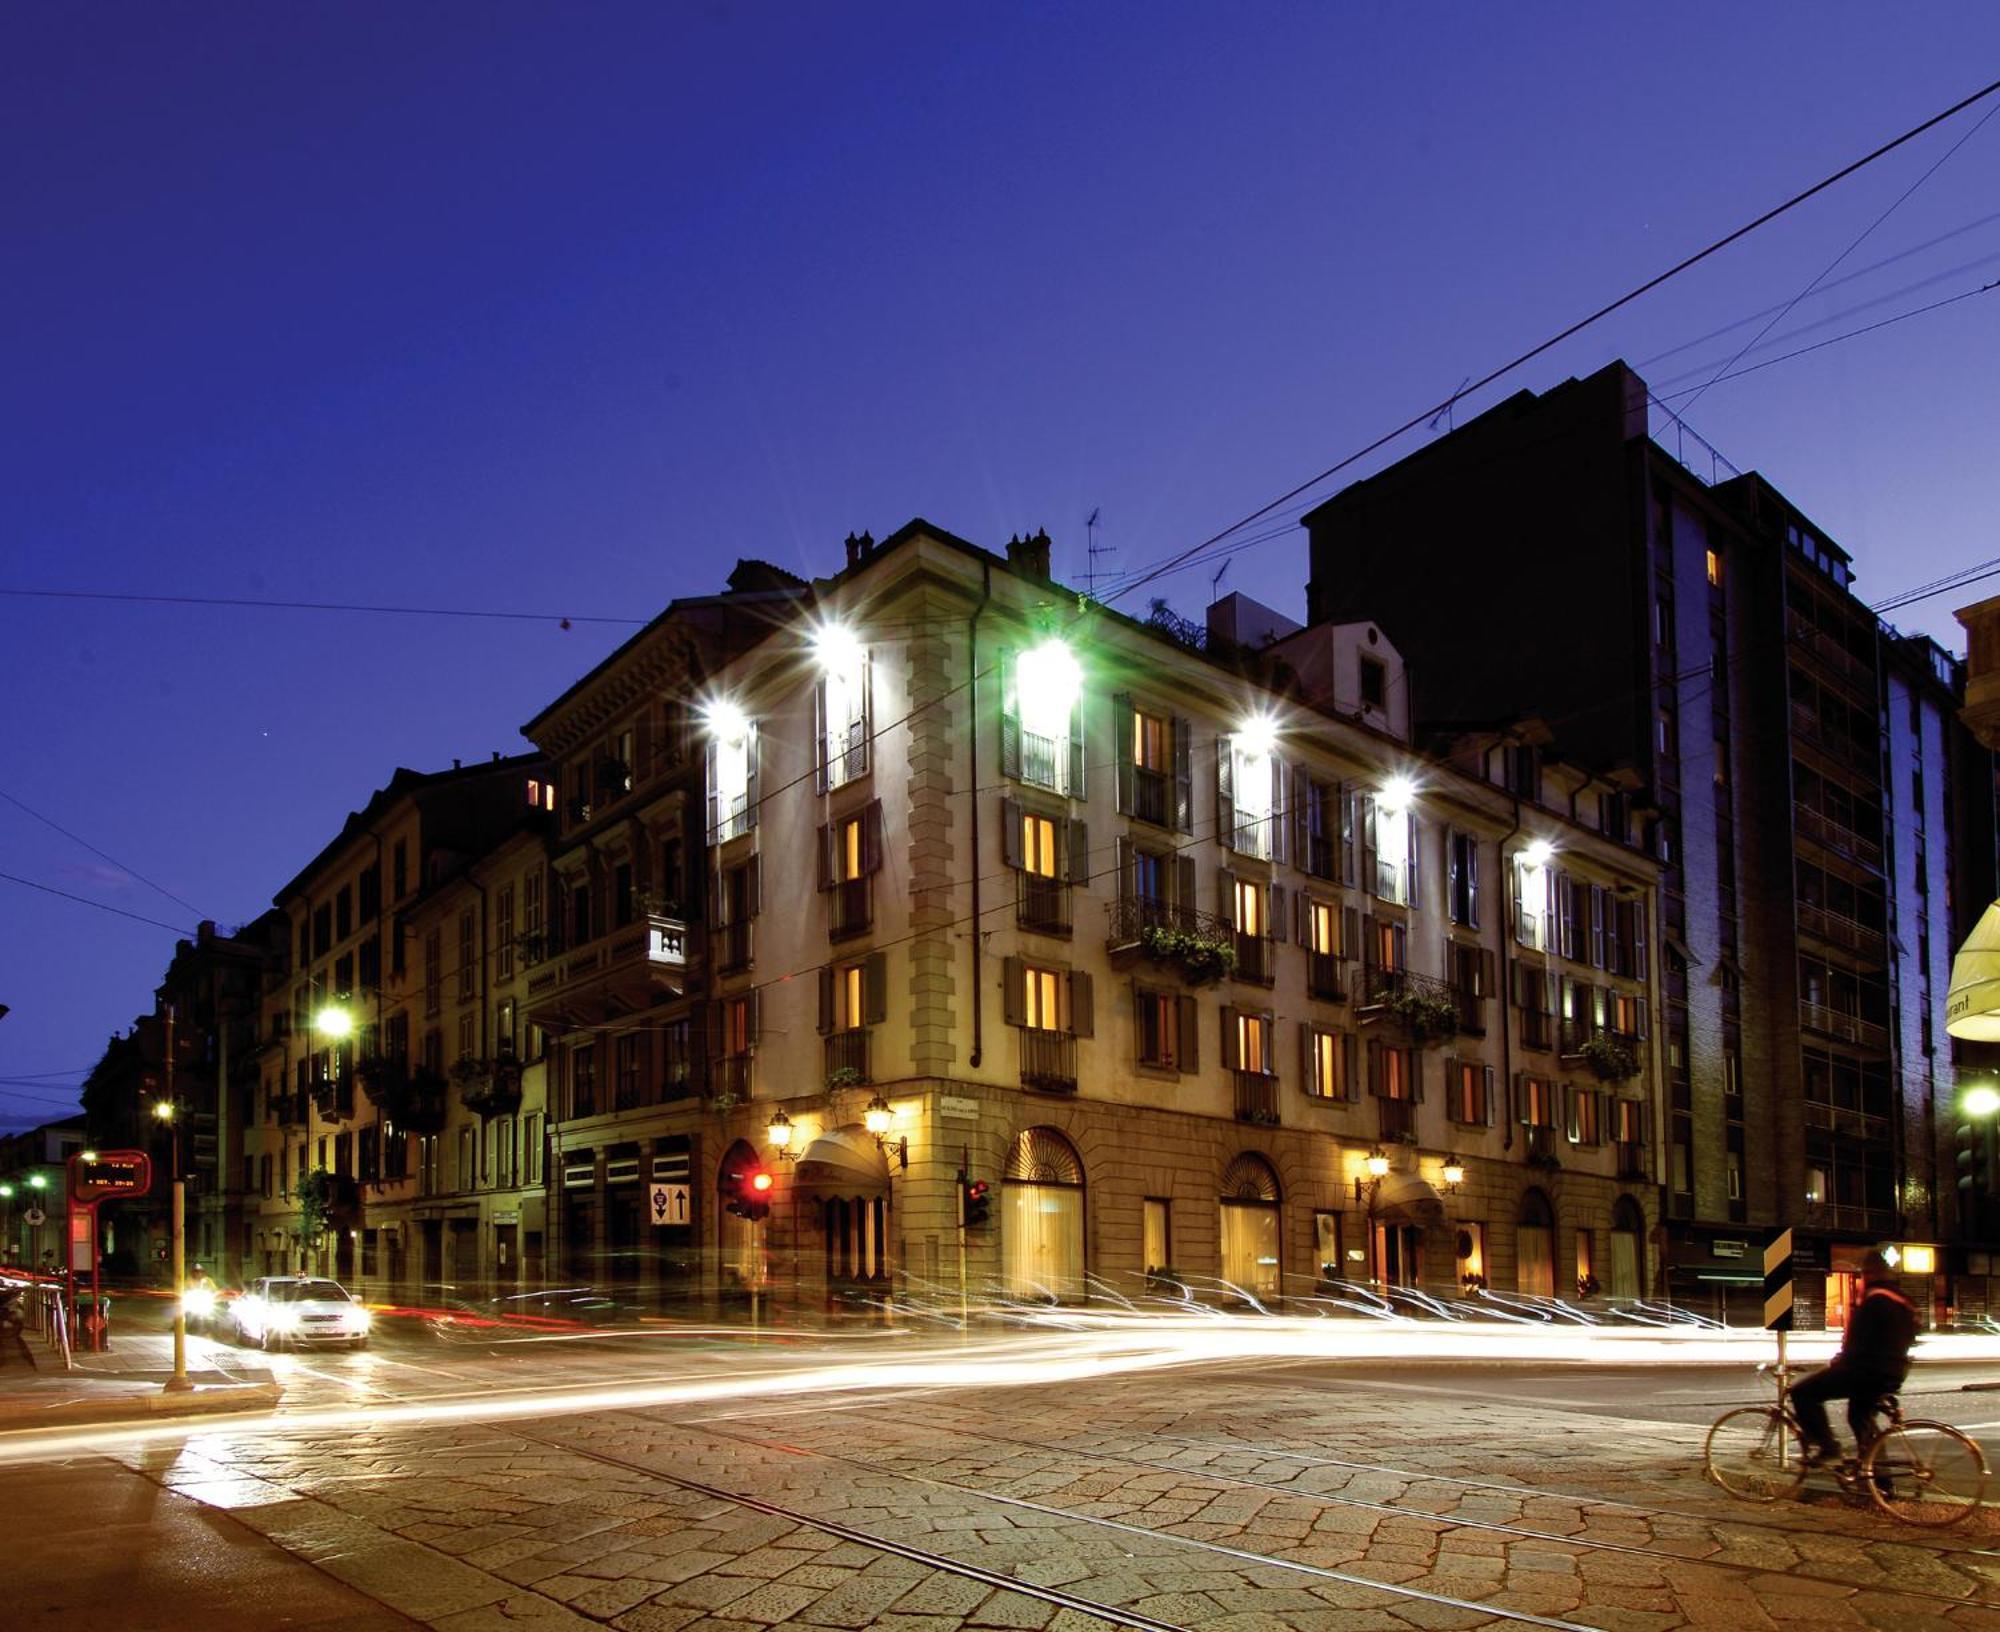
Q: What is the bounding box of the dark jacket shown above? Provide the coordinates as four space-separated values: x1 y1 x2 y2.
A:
1839 1281 1918 1378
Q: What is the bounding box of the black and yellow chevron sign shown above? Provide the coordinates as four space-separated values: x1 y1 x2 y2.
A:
1763 1227 1795 1331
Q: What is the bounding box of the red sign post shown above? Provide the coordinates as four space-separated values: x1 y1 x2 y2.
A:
65 1150 151 1351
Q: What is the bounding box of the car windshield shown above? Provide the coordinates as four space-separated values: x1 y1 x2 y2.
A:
270 1280 349 1303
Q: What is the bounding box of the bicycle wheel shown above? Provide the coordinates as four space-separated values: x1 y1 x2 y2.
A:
1705 1406 1808 1501
1861 1420 1988 1527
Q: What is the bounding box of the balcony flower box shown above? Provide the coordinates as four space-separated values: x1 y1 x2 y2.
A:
459 1057 524 1118
1580 1035 1639 1082
1137 922 1238 986
1385 984 1459 1046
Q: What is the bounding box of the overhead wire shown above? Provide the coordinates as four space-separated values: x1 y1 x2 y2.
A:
0 786 214 922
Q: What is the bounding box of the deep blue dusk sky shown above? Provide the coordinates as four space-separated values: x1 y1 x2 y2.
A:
6 5 2000 1127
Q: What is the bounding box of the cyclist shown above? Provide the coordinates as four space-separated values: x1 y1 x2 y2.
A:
1792 1249 1918 1467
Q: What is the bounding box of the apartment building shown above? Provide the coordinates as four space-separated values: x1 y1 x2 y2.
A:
1304 359 1999 1324
533 521 1665 1314
249 756 546 1292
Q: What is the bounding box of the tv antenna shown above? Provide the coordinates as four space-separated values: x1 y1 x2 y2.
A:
1428 376 1471 432
1084 507 1113 596
1210 560 1231 604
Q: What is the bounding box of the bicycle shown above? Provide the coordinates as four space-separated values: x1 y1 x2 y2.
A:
1704 1363 1988 1527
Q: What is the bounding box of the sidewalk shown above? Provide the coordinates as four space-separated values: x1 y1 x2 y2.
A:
0 1328 281 1430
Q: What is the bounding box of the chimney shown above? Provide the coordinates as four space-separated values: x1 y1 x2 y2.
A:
1007 528 1052 580
844 531 875 568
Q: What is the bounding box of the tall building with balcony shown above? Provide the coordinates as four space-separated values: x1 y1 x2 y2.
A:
1304 359 1998 1324
533 522 1665 1314
252 756 547 1292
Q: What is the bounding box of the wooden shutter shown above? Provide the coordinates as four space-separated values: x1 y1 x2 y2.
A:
855 651 873 778
1001 798 1023 870
1339 785 1358 885
1002 956 1025 1027
1367 1037 1383 1097
1220 1006 1241 1070
1298 1021 1314 1096
1360 796 1378 897
744 988 760 1046
1172 717 1193 832
1175 854 1197 912
1405 810 1421 908
1342 1033 1359 1101
1483 1065 1497 1125
704 1001 724 1059
1480 948 1496 999
1292 766 1312 868
1217 867 1237 926
1068 690 1086 797
1067 819 1090 886
1635 899 1650 983
1216 737 1235 849
1447 828 1462 921
743 724 760 832
1408 1048 1424 1103
1069 970 1094 1038
817 966 834 1035
1270 757 1289 866
1113 693 1135 814
1343 905 1360 963
1361 912 1379 969
999 647 1020 779
1464 831 1478 927
1270 883 1288 943
812 677 829 793
1564 1083 1579 1142
1178 993 1199 1072
863 801 884 874
1444 1052 1459 1115
817 822 834 890
1589 886 1606 968
704 739 721 843
864 951 888 1025
1116 835 1135 906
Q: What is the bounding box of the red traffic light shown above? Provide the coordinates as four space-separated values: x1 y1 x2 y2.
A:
750 1171 773 1193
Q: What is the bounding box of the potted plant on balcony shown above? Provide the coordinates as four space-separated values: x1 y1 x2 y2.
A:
356 1056 407 1111
1136 922 1238 986
1579 1034 1639 1082
1385 984 1459 1045
824 1064 867 1092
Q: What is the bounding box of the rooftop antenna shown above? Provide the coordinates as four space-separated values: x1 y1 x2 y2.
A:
1209 560 1231 605
1428 376 1471 433
1084 507 1113 596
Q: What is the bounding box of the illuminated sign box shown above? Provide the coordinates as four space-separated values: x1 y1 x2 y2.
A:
70 1150 152 1203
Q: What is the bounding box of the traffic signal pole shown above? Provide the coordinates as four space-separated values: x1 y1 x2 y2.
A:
165 1007 191 1392
957 1152 969 1340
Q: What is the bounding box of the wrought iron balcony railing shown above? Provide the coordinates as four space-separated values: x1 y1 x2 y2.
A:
1020 1027 1077 1091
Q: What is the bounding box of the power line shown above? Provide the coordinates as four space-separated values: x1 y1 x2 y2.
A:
0 587 649 628
0 870 199 936
1100 73 2000 610
0 786 213 922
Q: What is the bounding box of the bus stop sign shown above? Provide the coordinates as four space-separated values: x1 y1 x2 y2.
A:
70 1149 152 1204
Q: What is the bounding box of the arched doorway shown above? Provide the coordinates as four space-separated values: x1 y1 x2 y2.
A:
716 1139 765 1299
1219 1152 1282 1299
1609 1196 1644 1300
1003 1127 1085 1302
1517 1187 1555 1297
793 1124 893 1306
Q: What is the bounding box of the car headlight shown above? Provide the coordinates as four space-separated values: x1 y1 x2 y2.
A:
349 1306 371 1331
182 1288 217 1318
265 1308 299 1333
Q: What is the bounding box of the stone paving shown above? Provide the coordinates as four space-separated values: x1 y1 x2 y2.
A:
103 1361 2000 1632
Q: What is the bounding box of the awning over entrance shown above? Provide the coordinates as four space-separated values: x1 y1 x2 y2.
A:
792 1125 890 1193
1947 899 2000 1040
1375 1172 1445 1227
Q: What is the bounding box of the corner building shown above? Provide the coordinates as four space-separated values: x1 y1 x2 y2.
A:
533 523 1666 1311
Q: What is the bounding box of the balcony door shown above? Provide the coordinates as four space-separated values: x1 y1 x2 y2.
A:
1002 1127 1085 1303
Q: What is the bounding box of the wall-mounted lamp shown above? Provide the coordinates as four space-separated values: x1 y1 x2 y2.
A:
1441 1155 1466 1192
1353 1147 1390 1204
767 1109 797 1164
863 1093 907 1172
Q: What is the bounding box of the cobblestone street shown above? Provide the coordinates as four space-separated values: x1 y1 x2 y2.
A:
26 1355 1996 1632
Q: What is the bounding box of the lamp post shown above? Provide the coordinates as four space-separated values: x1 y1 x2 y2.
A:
1354 1148 1390 1284
154 1095 190 1391
315 1006 353 1275
1960 1083 2000 1240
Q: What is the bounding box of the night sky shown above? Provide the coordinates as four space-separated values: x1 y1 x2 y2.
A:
6 4 2000 1129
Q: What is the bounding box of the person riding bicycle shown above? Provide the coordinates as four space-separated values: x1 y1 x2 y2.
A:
1791 1250 1918 1466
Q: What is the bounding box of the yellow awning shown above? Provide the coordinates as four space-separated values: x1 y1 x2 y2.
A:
1947 900 2000 1040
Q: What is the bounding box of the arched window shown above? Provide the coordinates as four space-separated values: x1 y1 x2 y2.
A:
1517 1187 1555 1298
1220 1152 1282 1298
1610 1196 1644 1300
1002 1127 1085 1302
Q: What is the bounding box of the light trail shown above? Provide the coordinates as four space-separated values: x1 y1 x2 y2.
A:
7 1317 1996 1467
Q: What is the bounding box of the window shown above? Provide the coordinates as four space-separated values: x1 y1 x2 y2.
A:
1517 1190 1555 1297
1003 643 1082 796
1024 965 1062 1031
1232 875 1265 938
1518 1075 1558 1128
1221 730 1281 859
457 1011 476 1062
1136 988 1195 1072
1143 1198 1171 1277
1229 1009 1274 1075
1447 830 1478 927
424 929 442 1018
821 802 883 939
1515 855 1551 949
458 910 477 998
1304 1026 1353 1100
1611 990 1646 1039
570 1045 597 1118
496 887 515 980
1359 656 1387 710
1370 797 1417 905
523 1113 542 1185
495 998 516 1057
615 1033 643 1110
706 715 758 842
1115 699 1185 830
816 639 872 790
392 839 408 902
458 1125 476 1191
1306 898 1339 956
1706 548 1721 587
1022 811 1058 877
1446 1058 1490 1124
1371 1040 1414 1101
1727 1151 1743 1201
1571 1085 1603 1146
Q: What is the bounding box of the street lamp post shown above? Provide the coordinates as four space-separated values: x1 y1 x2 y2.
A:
154 1091 189 1392
315 1006 354 1276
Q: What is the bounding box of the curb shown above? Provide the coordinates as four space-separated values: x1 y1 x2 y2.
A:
0 1381 282 1432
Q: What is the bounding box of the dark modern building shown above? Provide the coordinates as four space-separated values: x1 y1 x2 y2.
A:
1304 359 1998 1325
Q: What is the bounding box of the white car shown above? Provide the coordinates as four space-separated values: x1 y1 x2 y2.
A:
231 1276 371 1351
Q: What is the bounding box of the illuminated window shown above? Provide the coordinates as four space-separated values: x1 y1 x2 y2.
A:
1136 989 1187 1070
1006 640 1082 795
1133 708 1166 772
1373 797 1414 904
1448 1059 1488 1124
1306 1027 1350 1100
1143 1199 1171 1277
831 962 865 1031
1519 1075 1558 1128
816 630 872 789
1234 1011 1272 1075
1023 965 1063 1031
1226 728 1277 859
1022 812 1058 879
1307 899 1338 956
1233 876 1264 937
707 712 758 842
1706 548 1721 587
1572 1087 1602 1146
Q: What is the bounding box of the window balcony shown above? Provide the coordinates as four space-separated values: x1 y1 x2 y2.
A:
828 877 872 942
1559 1016 1593 1058
1450 984 1485 1036
1524 1125 1559 1162
1307 950 1346 1002
1020 729 1063 791
1304 834 1336 881
312 1074 356 1124
523 911 697 1029
1019 1028 1077 1091
1130 764 1169 826
1799 1000 1888 1051
1017 873 1072 934
1376 1095 1414 1142
1803 1200 1899 1237
1521 1010 1554 1051
1234 1070 1279 1125
823 1027 869 1085
1615 1140 1646 1180
1793 804 1883 869
1796 901 1887 962
712 1054 752 1104
715 919 752 975
1234 932 1274 984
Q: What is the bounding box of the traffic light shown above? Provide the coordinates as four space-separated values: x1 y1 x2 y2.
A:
959 1170 990 1228
724 1161 773 1222
1959 1117 1995 1202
